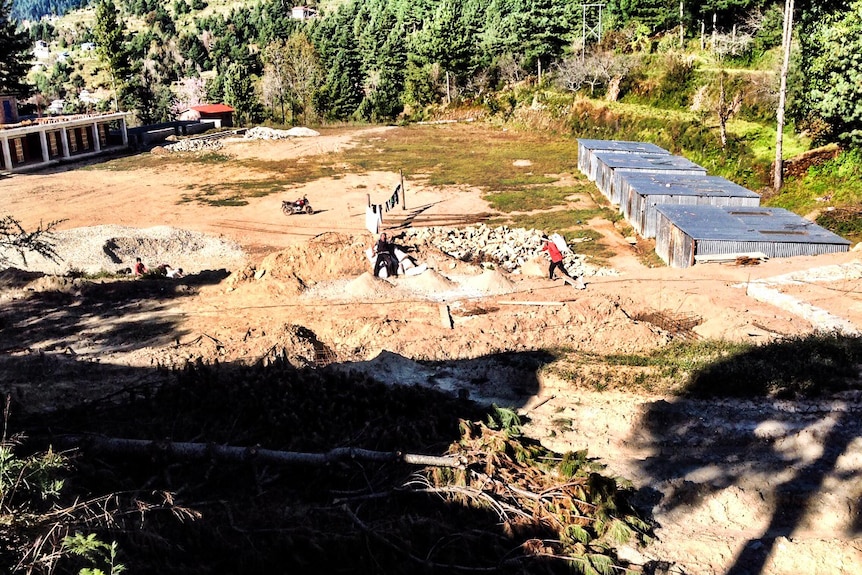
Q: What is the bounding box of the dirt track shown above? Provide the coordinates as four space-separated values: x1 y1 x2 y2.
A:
1 126 861 574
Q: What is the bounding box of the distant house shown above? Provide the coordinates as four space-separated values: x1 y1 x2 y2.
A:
80 42 96 51
179 104 235 128
33 40 50 59
291 6 317 20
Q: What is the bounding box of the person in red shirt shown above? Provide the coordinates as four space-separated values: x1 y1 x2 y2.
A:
541 237 570 280
133 257 147 276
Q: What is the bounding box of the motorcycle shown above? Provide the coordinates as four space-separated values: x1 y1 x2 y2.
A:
282 195 314 215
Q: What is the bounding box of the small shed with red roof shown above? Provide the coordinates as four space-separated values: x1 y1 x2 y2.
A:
180 104 235 127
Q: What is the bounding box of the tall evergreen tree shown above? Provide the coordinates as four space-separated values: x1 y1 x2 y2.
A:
0 0 32 95
796 0 862 147
223 61 257 125
93 0 131 110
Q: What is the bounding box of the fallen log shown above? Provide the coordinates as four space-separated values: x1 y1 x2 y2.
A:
57 435 463 468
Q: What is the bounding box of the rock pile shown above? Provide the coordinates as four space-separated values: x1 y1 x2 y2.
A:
163 139 224 153
244 126 321 140
401 224 614 278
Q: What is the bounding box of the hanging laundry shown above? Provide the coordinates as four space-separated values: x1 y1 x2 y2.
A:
365 205 379 234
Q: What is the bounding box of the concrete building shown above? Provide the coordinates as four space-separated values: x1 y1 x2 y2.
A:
0 96 130 172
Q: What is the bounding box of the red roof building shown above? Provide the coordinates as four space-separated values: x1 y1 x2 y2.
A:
180 104 235 127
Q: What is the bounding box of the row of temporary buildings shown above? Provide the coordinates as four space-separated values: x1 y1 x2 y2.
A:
577 139 850 268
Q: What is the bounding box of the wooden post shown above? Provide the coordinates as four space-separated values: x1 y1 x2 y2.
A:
366 193 371 208
400 169 405 210
439 304 453 329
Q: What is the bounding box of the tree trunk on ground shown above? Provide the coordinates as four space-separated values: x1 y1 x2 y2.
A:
58 435 463 468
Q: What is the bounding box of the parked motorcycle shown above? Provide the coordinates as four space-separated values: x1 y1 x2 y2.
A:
282 195 314 215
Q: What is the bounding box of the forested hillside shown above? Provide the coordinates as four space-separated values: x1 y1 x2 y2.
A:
11 0 88 22
3 0 862 194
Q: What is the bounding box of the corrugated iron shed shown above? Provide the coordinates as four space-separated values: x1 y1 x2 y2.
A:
654 205 851 268
592 152 707 205
618 173 761 238
576 139 669 181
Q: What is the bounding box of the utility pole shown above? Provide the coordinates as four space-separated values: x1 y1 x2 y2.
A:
580 3 605 60
774 0 795 191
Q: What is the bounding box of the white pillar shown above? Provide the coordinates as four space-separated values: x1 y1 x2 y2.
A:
60 128 70 157
92 122 101 152
1 136 12 170
120 116 128 147
39 128 50 163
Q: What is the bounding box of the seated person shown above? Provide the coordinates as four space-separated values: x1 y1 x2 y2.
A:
166 266 184 279
373 232 398 277
133 257 147 276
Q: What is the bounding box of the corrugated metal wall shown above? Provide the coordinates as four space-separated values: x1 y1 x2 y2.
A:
577 139 669 181
655 206 851 268
628 193 760 238
610 166 707 205
697 240 850 259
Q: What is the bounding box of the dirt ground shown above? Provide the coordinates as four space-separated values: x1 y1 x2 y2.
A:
1 126 861 574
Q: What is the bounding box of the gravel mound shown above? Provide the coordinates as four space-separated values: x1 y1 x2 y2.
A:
1 225 247 275
462 269 516 295
244 126 321 140
162 139 224 153
397 269 456 292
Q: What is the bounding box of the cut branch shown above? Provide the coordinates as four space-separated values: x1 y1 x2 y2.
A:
58 435 464 469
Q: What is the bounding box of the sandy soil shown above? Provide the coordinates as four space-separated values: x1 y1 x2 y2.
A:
1 126 861 575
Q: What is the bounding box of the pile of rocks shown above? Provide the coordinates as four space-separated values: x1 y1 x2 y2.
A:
244 126 321 140
401 224 615 278
163 139 224 153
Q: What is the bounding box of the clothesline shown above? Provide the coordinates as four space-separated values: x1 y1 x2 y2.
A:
365 183 401 234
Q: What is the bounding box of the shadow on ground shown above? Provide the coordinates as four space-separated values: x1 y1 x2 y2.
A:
10 330 640 574
634 335 862 575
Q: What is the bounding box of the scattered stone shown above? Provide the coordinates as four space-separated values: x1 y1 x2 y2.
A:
163 139 224 153
243 126 321 140
401 224 614 278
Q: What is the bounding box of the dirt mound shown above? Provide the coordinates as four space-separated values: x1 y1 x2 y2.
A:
398 269 456 292
462 269 515 295
249 234 368 285
0 268 45 289
342 272 398 299
520 257 550 277
0 225 247 275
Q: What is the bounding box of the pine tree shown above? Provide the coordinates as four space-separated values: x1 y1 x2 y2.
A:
93 0 131 110
0 0 32 95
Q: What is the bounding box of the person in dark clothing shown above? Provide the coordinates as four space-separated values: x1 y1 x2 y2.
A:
373 232 398 277
541 236 570 280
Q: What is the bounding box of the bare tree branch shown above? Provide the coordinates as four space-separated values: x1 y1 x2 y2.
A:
0 216 65 267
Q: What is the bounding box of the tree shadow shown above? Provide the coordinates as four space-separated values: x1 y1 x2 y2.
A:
635 335 862 575
8 345 613 574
